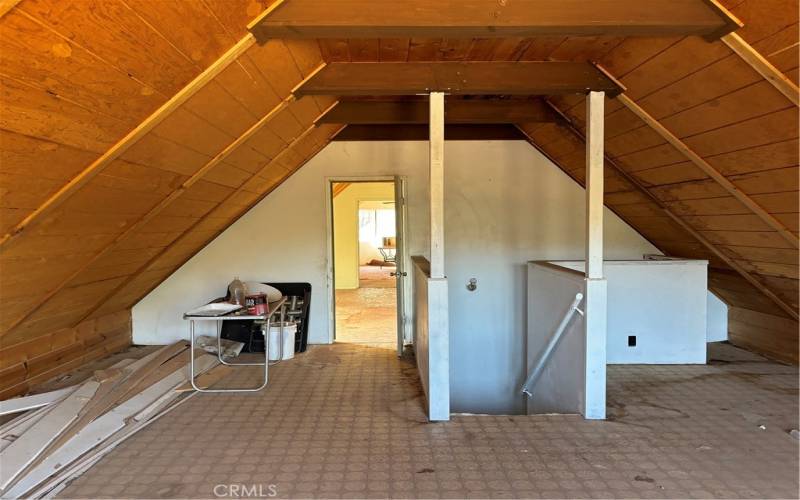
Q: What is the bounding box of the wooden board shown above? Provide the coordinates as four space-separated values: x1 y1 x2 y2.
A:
728 306 799 363
248 0 741 41
292 62 625 96
334 124 525 141
317 98 558 124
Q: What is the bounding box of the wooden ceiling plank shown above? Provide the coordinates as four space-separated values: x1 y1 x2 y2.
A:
518 104 799 320
722 32 800 106
109 123 345 314
292 61 626 97
618 93 799 248
247 0 741 41
316 98 559 124
74 109 339 325
2 91 298 337
0 0 22 18
0 33 257 249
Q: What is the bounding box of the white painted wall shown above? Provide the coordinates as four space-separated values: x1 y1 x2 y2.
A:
554 260 710 364
133 140 659 414
413 258 450 421
707 291 729 342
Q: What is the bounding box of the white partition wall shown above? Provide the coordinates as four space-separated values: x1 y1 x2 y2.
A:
555 259 711 364
413 257 450 421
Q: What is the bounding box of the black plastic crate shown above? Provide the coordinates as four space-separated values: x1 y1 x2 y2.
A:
220 282 311 353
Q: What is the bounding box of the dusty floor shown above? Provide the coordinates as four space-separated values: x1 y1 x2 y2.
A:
335 266 397 349
359 265 396 288
61 343 799 499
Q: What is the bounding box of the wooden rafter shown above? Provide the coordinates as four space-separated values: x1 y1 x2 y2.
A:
617 93 799 249
119 125 347 313
334 124 525 141
518 103 798 320
75 109 340 324
316 98 560 124
0 33 257 249
0 0 22 18
248 0 742 42
3 93 301 335
722 32 800 106
292 62 626 97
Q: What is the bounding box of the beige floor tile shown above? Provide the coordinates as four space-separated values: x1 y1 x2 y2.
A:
59 343 798 499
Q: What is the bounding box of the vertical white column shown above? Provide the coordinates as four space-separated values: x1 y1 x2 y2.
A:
427 92 449 421
585 91 605 279
584 91 607 420
429 92 445 279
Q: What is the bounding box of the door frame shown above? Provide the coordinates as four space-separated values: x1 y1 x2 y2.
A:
324 176 412 349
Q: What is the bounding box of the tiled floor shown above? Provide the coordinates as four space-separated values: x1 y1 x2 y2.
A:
359 266 396 288
61 343 799 499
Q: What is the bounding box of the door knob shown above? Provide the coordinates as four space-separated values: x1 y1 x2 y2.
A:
390 271 407 277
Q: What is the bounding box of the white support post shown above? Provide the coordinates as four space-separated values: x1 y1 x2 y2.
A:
584 91 607 420
429 92 445 279
426 92 449 421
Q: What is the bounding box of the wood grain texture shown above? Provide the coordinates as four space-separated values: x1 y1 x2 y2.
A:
0 34 256 248
293 62 625 96
249 0 740 41
0 311 131 400
317 98 559 124
728 306 799 363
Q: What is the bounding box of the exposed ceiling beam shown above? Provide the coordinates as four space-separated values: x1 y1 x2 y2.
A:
518 103 798 320
0 0 23 18
75 111 340 325
617 93 799 249
316 98 560 124
722 32 800 106
0 33 257 249
334 124 525 141
248 0 742 42
293 62 626 97
3 94 300 336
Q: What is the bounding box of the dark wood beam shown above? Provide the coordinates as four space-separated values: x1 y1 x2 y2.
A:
293 62 626 97
316 98 560 125
249 0 741 42
334 124 526 141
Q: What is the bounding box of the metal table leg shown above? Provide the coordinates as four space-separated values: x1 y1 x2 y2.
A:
189 319 269 393
188 302 287 393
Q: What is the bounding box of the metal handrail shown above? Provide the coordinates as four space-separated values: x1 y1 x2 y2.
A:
521 292 584 397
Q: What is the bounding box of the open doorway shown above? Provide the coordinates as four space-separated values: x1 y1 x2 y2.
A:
329 180 406 351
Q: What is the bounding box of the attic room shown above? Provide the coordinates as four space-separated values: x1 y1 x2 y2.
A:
0 0 798 498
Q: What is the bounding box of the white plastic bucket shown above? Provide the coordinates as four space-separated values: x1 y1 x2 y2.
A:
268 322 296 360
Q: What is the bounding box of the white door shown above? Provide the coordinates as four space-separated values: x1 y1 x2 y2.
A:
393 177 409 356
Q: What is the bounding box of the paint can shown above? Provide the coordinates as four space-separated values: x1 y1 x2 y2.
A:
245 293 268 315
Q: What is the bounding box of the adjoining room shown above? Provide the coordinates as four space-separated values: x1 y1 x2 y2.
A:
331 180 400 349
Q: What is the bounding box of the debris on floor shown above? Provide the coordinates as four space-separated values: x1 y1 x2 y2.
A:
0 341 232 498
195 335 245 359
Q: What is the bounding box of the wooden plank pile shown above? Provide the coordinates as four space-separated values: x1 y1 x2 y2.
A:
0 341 233 498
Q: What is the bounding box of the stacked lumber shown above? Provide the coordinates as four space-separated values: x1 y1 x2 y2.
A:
0 341 234 498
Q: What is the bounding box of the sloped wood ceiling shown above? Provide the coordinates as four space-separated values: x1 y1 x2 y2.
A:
0 0 342 395
0 0 797 395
